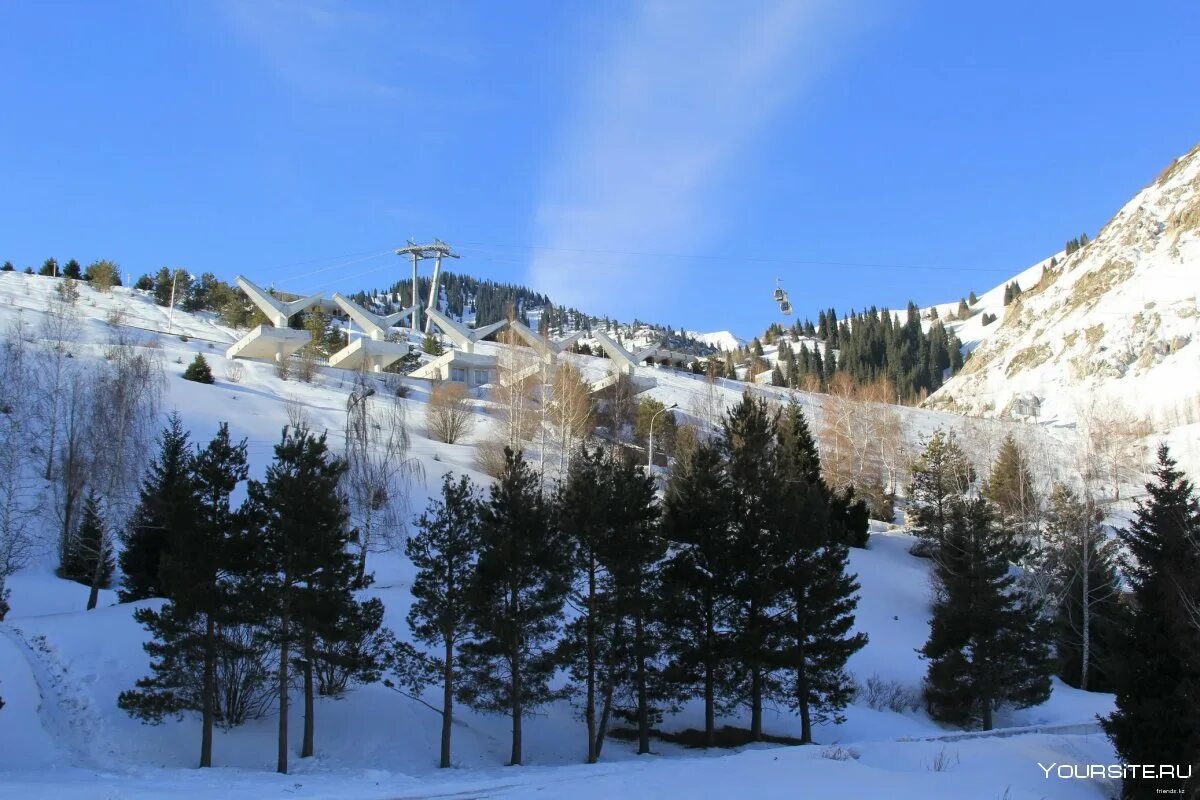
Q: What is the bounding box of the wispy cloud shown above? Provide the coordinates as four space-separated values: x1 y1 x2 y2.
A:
529 1 874 317
218 0 402 99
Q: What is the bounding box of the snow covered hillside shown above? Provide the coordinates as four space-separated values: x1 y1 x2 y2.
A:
925 143 1200 459
0 271 1116 798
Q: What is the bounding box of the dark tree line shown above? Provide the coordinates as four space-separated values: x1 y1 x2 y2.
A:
765 303 964 402
399 393 868 768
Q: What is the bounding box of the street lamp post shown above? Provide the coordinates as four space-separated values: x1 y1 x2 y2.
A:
647 402 678 469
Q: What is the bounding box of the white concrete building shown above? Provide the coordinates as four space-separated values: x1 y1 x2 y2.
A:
327 293 412 372
225 276 324 363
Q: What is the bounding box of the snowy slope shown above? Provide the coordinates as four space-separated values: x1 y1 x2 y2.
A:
924 143 1200 456
0 271 1114 798
685 330 746 352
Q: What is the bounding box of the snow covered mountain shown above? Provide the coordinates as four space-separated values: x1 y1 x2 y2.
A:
925 142 1200 471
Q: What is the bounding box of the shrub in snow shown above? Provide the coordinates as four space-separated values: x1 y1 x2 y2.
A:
183 354 214 384
860 674 921 713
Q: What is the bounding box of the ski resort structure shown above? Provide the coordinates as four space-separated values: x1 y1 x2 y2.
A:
222 246 667 392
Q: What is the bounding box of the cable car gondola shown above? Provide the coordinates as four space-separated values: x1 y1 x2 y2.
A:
774 278 793 315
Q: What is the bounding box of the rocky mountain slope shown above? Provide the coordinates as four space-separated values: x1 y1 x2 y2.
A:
925 143 1200 454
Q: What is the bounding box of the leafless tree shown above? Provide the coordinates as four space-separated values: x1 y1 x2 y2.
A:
224 360 246 384
51 369 93 577
688 368 725 436
491 328 539 453
549 361 595 481
427 381 475 445
1075 396 1150 501
37 294 79 480
283 394 311 432
82 327 164 608
0 319 39 616
343 375 423 584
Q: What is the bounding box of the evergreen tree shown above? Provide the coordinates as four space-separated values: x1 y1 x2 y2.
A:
968 291 978 305
920 498 1052 729
982 434 1038 547
243 427 356 773
405 473 480 768
907 430 974 555
775 404 866 742
957 298 970 318
559 446 619 762
183 354 215 384
601 455 664 755
119 424 253 768
39 257 58 277
0 261 12 272
720 392 784 740
61 491 115 589
422 333 444 356
120 413 193 602
1102 446 1200 799
62 259 82 279
459 448 571 766
1043 485 1126 692
660 442 735 748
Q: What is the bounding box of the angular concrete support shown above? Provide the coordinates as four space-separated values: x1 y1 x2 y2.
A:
506 320 585 363
236 276 323 328
225 325 312 362
328 337 411 373
592 330 663 376
426 308 510 354
331 293 413 341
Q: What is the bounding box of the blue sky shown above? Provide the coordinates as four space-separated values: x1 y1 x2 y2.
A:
1 1 1197 336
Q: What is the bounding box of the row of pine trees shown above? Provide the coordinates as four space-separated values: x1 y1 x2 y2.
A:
115 394 873 772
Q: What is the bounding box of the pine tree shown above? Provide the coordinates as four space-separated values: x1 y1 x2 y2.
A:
119 423 253 768
1101 445 1200 799
183 354 214 384
775 404 866 742
405 472 480 768
243 426 355 773
957 298 970 318
61 491 115 590
120 413 193 602
559 446 618 762
459 448 571 766
981 434 1038 548
62 258 82 279
907 429 974 555
1043 485 1126 692
601 455 664 755
661 441 735 748
968 291 978 305
39 258 58 277
721 392 784 740
920 498 1052 729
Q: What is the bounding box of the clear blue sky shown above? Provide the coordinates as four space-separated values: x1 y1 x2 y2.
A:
2 1 1197 336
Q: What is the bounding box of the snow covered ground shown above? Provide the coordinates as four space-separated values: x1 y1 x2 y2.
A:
0 271 1120 798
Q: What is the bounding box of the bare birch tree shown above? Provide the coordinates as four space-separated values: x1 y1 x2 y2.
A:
0 319 38 616
343 374 422 584
549 362 594 482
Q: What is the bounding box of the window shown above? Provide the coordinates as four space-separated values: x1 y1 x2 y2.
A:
474 369 489 385
450 367 466 382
